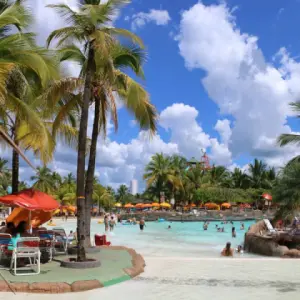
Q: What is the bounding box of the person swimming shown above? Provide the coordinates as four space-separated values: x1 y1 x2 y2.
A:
236 245 244 254
221 242 234 257
240 223 245 230
167 225 171 229
203 222 208 230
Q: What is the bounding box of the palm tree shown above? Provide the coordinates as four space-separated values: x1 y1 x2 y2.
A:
116 184 129 204
227 168 250 189
30 166 54 193
0 158 8 177
0 1 60 193
273 161 300 220
47 0 145 260
144 153 181 201
248 159 269 189
278 102 300 147
210 165 229 186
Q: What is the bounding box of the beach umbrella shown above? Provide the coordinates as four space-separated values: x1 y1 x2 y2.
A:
124 203 134 208
261 193 272 201
114 203 122 208
221 203 231 209
142 204 152 208
160 202 171 208
205 203 220 210
0 189 59 228
151 203 160 207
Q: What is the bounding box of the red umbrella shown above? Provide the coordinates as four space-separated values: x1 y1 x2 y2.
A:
0 189 59 229
0 189 59 211
261 193 272 201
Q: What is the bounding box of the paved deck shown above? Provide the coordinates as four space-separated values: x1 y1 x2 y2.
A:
0 247 145 293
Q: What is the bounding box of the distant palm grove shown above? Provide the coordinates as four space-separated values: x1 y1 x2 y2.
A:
1 0 300 261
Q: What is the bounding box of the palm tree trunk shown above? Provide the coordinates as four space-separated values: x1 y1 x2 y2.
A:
12 146 19 194
84 98 100 248
76 45 95 261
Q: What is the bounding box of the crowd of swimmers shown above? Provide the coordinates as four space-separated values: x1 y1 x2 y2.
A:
201 220 245 257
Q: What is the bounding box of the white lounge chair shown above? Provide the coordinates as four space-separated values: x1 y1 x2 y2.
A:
263 219 277 234
10 237 40 276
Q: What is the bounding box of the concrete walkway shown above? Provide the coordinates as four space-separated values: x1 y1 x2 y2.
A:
0 248 134 292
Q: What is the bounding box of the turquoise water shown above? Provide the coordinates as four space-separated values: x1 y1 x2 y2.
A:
49 219 255 257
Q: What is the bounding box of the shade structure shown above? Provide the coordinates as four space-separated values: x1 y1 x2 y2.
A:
124 203 134 208
262 193 272 201
221 203 231 209
160 202 171 208
135 203 144 208
7 207 52 228
0 189 59 211
67 205 76 213
114 203 122 208
204 203 220 210
142 204 152 208
152 203 160 207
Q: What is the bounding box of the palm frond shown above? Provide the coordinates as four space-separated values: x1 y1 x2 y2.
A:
278 133 300 146
105 28 144 48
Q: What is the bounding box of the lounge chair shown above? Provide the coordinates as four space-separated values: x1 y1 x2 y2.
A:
0 233 12 268
52 227 68 255
263 219 277 234
36 230 55 262
10 237 41 276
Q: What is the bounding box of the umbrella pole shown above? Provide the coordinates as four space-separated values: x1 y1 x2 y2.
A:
29 210 32 234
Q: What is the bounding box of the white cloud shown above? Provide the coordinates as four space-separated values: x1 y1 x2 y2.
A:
214 119 232 145
177 2 300 166
131 9 171 30
160 103 211 158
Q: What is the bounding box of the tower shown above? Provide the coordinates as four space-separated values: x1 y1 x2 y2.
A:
130 179 138 195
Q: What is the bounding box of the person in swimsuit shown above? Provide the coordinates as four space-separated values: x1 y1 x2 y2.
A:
232 227 236 238
221 242 234 257
104 215 109 231
109 216 115 231
140 218 145 231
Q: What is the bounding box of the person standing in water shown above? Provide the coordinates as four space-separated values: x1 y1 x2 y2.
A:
232 227 236 238
140 218 145 231
109 216 115 232
104 215 109 231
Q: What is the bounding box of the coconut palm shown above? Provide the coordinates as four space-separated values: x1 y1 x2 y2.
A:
47 0 145 260
116 184 129 204
210 165 229 186
144 153 182 201
248 159 269 189
278 102 300 147
273 161 300 220
30 166 54 193
0 158 8 177
0 0 63 193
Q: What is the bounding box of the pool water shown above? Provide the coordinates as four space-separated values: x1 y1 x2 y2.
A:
49 219 255 257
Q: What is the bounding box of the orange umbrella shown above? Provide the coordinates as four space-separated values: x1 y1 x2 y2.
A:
221 203 231 209
262 193 272 201
7 207 52 228
0 189 59 211
135 203 144 208
124 203 134 208
152 203 160 207
142 204 152 208
67 205 76 213
205 203 220 210
0 189 59 229
190 204 196 207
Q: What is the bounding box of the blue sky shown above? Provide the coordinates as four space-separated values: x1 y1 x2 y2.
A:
4 0 300 191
